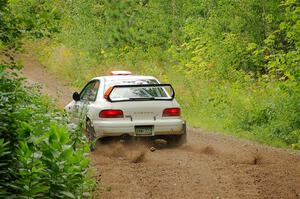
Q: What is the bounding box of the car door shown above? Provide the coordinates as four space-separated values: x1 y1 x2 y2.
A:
74 80 100 123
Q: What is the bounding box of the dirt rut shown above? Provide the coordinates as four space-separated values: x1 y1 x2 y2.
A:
20 54 300 199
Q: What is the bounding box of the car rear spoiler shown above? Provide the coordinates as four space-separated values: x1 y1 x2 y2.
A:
105 84 175 102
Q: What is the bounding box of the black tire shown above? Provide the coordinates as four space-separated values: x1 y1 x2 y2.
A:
86 119 96 151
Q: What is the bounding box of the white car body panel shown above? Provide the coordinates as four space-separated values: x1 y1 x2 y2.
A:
65 75 185 138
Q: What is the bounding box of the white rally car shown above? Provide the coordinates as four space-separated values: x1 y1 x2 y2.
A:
65 71 186 147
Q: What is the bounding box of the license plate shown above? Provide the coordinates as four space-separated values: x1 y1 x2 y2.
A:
135 126 153 135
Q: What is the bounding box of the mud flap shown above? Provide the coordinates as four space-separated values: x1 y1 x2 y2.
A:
166 121 187 146
181 120 187 144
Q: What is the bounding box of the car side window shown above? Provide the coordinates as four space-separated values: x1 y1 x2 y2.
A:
80 81 100 102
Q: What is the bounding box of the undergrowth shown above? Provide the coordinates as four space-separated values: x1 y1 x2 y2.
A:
0 63 94 198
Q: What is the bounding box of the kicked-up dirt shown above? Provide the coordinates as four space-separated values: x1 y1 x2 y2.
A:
20 54 300 199
91 130 300 199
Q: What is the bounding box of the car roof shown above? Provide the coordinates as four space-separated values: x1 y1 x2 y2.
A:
92 75 157 82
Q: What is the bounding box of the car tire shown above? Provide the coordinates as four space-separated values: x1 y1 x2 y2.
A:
86 119 96 151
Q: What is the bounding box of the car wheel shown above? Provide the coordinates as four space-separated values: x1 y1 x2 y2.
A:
86 119 96 151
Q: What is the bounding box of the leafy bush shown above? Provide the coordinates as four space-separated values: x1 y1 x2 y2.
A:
0 64 94 198
0 1 94 197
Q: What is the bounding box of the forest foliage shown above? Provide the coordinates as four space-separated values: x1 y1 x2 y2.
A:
0 67 93 197
0 0 93 198
2 0 300 150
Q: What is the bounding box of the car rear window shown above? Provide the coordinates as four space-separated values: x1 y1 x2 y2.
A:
105 79 173 101
105 79 159 90
110 86 169 100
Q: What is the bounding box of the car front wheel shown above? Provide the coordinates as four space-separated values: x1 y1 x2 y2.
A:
86 119 96 151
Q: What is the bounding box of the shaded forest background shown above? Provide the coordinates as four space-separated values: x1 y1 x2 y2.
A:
1 0 300 154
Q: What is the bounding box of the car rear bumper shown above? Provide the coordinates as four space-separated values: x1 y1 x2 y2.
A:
92 119 185 138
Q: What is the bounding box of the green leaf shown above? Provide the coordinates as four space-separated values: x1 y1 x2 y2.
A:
59 191 75 199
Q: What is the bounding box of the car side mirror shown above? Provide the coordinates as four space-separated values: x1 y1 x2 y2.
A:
72 92 80 101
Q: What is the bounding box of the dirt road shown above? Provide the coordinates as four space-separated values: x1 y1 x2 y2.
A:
20 54 300 199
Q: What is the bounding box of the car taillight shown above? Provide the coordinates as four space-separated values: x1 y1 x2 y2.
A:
163 108 180 117
99 109 124 118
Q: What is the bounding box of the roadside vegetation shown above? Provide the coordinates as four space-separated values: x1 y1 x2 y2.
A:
16 0 299 149
0 1 93 198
